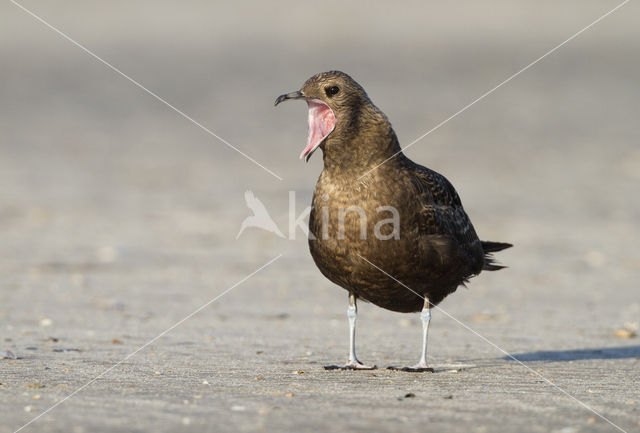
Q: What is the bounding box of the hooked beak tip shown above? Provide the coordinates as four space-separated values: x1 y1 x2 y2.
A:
274 90 304 107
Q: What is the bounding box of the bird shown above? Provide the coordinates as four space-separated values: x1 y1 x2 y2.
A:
275 71 511 371
236 190 285 239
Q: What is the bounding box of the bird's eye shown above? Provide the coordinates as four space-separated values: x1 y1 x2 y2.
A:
325 86 340 96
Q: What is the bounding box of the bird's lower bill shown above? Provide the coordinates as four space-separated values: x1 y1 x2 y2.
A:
301 99 336 161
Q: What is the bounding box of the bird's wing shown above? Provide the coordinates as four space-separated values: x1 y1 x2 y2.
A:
409 164 484 274
409 164 462 207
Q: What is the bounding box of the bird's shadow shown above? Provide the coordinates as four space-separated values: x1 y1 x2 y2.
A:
506 345 640 362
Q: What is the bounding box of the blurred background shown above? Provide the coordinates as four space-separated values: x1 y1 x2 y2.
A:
1 1 638 432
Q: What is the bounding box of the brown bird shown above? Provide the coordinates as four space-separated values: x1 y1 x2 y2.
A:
275 71 511 371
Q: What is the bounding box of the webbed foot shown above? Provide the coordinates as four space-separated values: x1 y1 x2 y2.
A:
387 363 434 373
324 360 377 370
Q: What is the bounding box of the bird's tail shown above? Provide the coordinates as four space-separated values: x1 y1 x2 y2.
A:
481 241 513 271
481 241 513 252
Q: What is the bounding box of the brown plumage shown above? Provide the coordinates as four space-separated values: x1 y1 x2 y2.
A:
276 71 512 371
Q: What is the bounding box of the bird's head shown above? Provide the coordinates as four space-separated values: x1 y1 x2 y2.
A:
275 71 392 164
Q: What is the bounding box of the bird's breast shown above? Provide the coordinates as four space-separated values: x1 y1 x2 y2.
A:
308 171 420 283
309 172 406 243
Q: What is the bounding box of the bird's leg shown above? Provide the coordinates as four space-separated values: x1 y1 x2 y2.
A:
346 292 363 366
414 298 434 371
388 296 434 372
324 293 376 370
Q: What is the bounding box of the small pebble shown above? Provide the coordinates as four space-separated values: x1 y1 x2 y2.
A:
1 350 16 359
398 393 416 401
614 329 636 339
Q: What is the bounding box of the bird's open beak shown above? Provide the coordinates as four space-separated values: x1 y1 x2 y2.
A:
274 90 305 106
275 89 336 162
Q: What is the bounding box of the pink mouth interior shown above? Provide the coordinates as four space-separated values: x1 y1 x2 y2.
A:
300 99 336 160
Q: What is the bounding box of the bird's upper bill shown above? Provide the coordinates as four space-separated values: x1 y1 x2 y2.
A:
302 99 335 161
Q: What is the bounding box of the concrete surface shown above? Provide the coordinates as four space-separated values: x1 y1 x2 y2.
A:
1 1 639 432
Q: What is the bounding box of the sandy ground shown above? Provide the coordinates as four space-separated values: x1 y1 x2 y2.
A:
1 1 639 432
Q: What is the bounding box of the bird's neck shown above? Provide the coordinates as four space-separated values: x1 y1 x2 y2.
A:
321 111 403 173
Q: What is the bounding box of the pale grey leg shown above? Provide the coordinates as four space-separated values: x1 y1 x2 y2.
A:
347 292 358 363
388 296 434 372
324 293 376 370
416 298 432 369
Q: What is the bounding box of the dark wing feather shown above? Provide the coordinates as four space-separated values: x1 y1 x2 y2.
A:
408 163 485 276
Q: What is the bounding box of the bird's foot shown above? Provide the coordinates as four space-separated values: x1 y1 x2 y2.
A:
324 359 376 370
387 362 434 373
